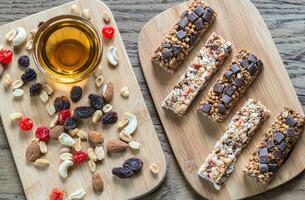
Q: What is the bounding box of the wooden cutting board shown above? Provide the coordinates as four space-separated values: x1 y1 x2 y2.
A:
0 0 166 199
138 0 305 199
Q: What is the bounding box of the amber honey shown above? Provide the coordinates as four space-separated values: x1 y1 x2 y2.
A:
33 15 102 83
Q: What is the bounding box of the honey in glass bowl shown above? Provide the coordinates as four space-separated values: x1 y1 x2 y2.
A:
33 15 102 83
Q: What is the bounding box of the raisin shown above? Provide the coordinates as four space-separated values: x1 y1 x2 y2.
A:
88 94 104 110
73 106 95 119
29 83 42 96
112 167 134 178
101 111 118 125
18 55 30 68
64 117 78 130
70 86 82 102
123 158 144 173
54 96 71 112
21 68 37 83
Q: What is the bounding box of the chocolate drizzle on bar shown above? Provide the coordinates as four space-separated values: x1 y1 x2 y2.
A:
152 0 216 73
244 107 305 184
198 49 264 122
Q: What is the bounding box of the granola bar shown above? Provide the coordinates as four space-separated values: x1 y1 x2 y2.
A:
152 0 216 73
198 49 263 122
162 32 232 116
244 107 305 184
197 99 269 190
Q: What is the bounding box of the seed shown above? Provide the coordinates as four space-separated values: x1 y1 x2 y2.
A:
47 103 56 115
103 12 111 24
40 90 49 103
95 75 104 87
88 160 96 173
82 9 91 20
50 115 59 128
119 131 133 143
34 159 50 168
29 29 37 39
95 145 105 161
39 141 48 154
120 87 129 98
88 147 97 162
102 104 112 113
118 119 129 130
150 163 159 174
94 64 103 77
92 110 103 124
76 130 88 140
74 137 82 151
13 89 24 97
26 39 33 51
11 80 24 89
60 147 71 154
128 141 141 150
69 128 79 137
9 112 23 122
3 73 12 89
60 152 73 161
42 84 53 96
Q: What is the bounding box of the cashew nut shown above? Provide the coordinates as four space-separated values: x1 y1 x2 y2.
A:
59 133 75 146
59 159 73 179
68 188 86 200
12 27 28 47
107 45 119 66
5 29 17 42
122 112 137 135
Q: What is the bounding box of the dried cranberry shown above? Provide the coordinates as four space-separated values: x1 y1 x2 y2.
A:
101 111 118 125
123 158 144 173
88 94 104 110
58 109 71 125
72 151 88 165
0 49 13 65
29 83 42 96
64 117 78 130
102 25 115 39
54 96 70 112
19 117 33 131
21 68 37 83
35 126 50 143
49 188 63 200
112 167 134 178
73 106 95 119
18 55 30 68
70 86 82 102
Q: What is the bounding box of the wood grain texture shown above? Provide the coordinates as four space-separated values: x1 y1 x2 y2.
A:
0 0 305 199
0 0 166 199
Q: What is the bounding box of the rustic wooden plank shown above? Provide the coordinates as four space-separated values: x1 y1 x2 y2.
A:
0 0 305 199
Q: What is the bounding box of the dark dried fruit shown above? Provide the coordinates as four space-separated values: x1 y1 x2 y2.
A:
112 167 134 179
123 158 144 173
70 86 82 102
18 55 30 68
21 68 37 83
64 117 78 130
73 106 95 119
54 96 70 112
88 94 104 110
29 83 42 96
101 111 118 125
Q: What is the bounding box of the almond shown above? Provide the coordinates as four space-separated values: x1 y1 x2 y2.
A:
106 139 128 153
88 131 104 145
50 125 64 140
102 82 114 102
34 158 50 168
92 173 104 192
25 140 41 162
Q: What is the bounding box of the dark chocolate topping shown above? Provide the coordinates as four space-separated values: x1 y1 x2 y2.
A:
221 95 232 105
259 155 269 164
178 18 189 29
224 70 234 80
162 49 173 59
230 64 241 74
213 83 224 94
224 84 235 96
287 128 295 137
176 30 187 40
266 140 274 149
218 104 226 114
187 12 198 23
278 141 287 151
202 103 211 114
259 148 268 155
194 6 205 16
259 164 269 173
234 78 243 87
286 116 297 127
194 18 204 31
274 131 285 144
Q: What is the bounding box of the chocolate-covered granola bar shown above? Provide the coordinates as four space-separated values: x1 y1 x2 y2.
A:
244 107 305 184
162 32 232 116
198 99 269 190
198 49 263 122
152 0 216 73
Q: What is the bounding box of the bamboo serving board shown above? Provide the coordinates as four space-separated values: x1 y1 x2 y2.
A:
138 0 305 199
0 0 166 199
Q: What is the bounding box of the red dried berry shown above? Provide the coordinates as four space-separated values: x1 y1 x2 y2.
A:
101 25 115 39
58 110 71 125
35 126 50 143
49 188 63 200
72 151 88 165
19 117 33 131
0 49 13 65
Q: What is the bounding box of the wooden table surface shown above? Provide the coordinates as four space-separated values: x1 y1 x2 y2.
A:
0 0 304 199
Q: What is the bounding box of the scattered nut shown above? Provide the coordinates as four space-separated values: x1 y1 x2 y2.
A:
12 27 28 47
6 29 17 42
118 119 129 130
34 158 50 168
102 82 114 102
150 163 160 174
69 128 79 137
107 45 119 66
82 9 91 20
39 141 48 154
122 112 137 135
95 145 105 161
60 147 71 154
9 112 23 122
120 87 129 98
11 80 24 89
92 110 103 124
50 125 64 140
25 140 41 162
102 104 112 113
88 131 104 145
94 64 103 77
47 103 56 115
50 114 59 128
76 130 88 140
119 131 133 143
40 90 49 103
92 173 104 192
42 84 53 95
59 159 74 179
106 139 128 153
3 73 12 89
74 137 82 151
95 75 104 87
26 39 33 51
68 188 86 200
88 148 97 162
103 12 111 24
60 152 73 161
70 4 81 15
128 141 140 150
29 29 37 39
59 133 75 147
13 89 24 97
88 160 96 172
